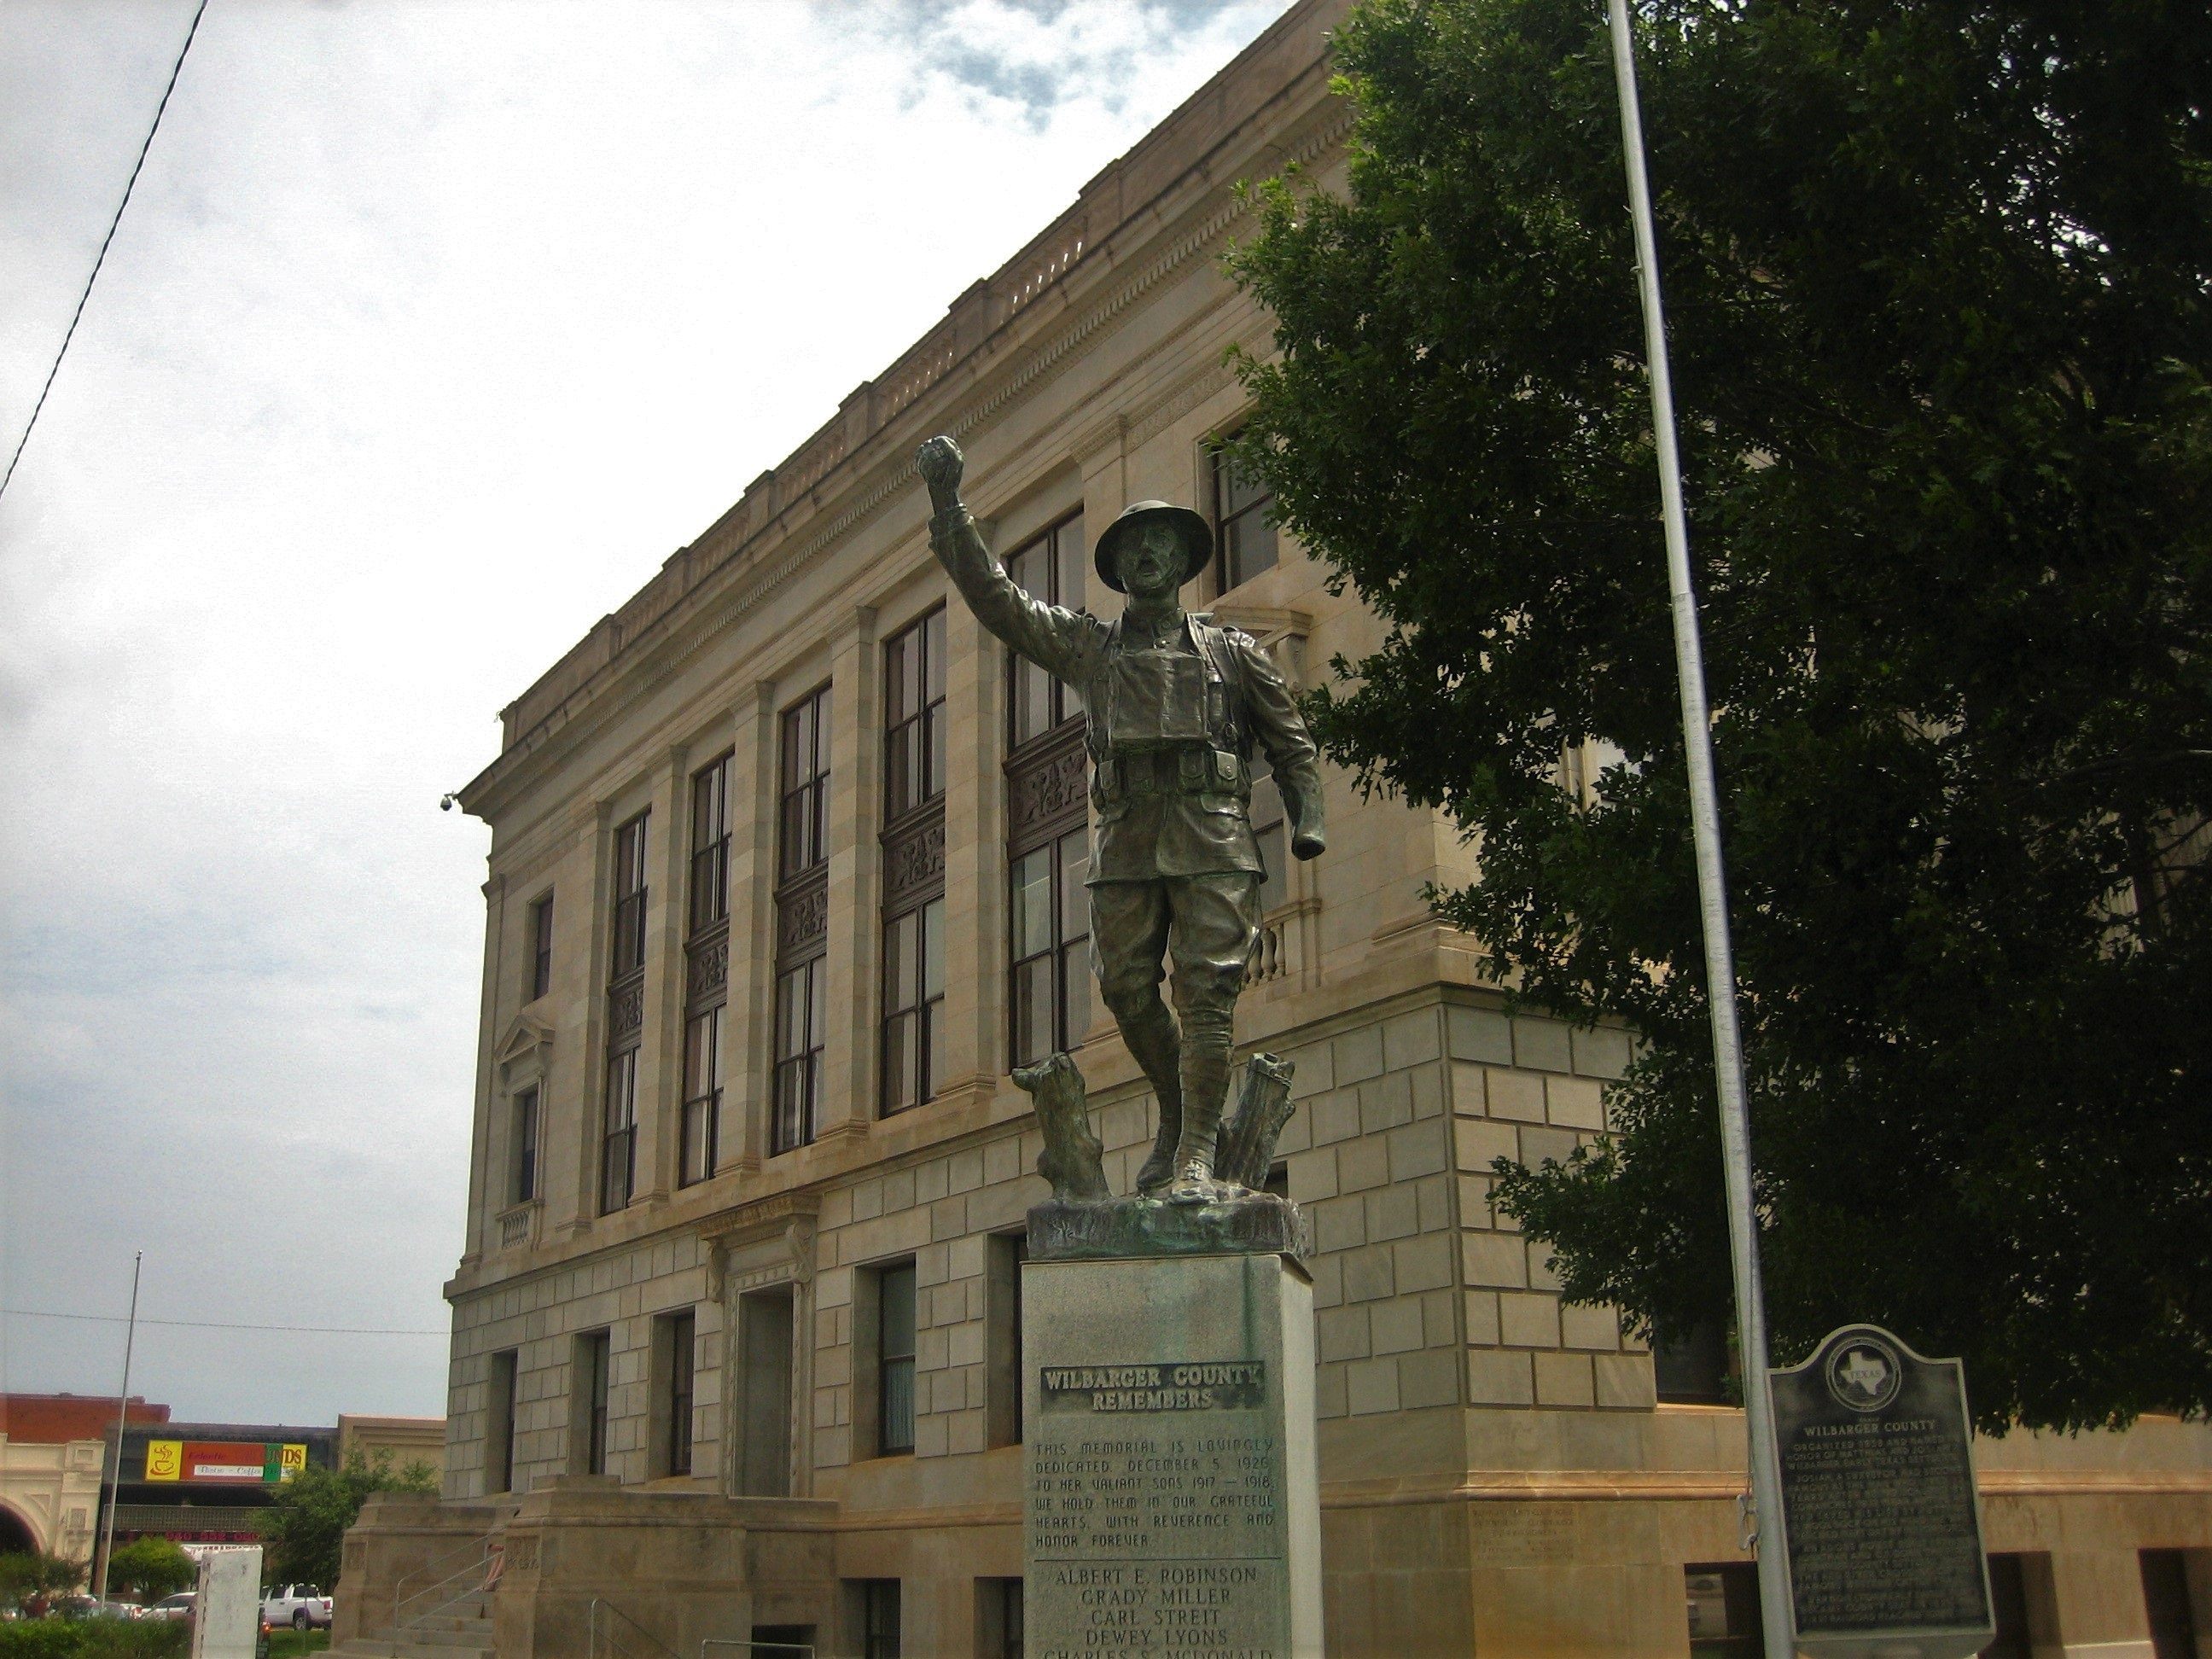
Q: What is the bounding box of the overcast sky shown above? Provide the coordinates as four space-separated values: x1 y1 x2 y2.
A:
0 0 1295 1428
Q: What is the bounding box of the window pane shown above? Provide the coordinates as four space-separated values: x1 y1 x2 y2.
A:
924 609 946 699
1256 822 1288 916
1060 944 1090 1050
1012 657 1052 748
928 707 946 805
602 1126 632 1213
1012 958 1053 1067
684 1010 719 1096
881 1264 917 1355
884 1013 916 1114
1226 510 1278 588
884 911 915 1010
607 1050 636 1130
1056 516 1084 612
777 969 806 1059
1012 850 1052 958
882 1360 914 1455
680 1099 708 1185
921 899 945 999
923 1005 942 1108
1057 830 1088 932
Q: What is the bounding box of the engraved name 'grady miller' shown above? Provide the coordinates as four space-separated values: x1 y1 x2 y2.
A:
1041 1361 1266 1415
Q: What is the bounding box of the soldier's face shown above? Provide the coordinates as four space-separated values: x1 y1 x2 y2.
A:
1117 521 1182 600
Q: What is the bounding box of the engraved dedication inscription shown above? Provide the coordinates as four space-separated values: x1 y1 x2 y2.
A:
1024 1258 1318 1658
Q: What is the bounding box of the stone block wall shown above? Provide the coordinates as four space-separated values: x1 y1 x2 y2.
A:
1442 1000 1651 1412
446 1232 721 1499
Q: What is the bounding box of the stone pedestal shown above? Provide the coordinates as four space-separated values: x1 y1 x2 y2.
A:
1022 1249 1323 1658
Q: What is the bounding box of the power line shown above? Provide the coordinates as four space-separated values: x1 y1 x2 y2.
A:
0 0 210 506
4 1307 445 1338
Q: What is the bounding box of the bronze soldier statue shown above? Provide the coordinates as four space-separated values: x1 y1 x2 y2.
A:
917 434 1325 1203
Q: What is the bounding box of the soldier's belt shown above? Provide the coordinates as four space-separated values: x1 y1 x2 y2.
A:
1098 745 1247 798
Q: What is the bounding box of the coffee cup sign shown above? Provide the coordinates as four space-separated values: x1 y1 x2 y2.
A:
1769 1324 1995 1659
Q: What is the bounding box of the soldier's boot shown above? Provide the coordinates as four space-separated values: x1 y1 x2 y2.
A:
1115 1000 1185 1195
1167 1007 1240 1205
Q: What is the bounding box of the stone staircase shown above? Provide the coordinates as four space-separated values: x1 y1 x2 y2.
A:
324 1585 492 1659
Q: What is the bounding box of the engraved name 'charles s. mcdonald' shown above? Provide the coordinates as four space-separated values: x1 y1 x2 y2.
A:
917 434 1326 1204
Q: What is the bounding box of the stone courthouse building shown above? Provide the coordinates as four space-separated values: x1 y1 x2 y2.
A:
336 2 2212 1653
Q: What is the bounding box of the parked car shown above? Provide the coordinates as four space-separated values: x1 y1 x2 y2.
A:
53 1597 143 1621
147 1592 196 1622
259 1586 332 1630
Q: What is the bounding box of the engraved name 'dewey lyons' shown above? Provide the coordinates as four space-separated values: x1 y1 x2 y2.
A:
1041 1361 1267 1415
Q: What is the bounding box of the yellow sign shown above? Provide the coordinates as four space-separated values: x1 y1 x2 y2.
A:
280 1443 307 1476
145 1441 183 1481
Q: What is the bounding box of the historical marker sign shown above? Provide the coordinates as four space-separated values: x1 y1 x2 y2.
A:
1770 1324 1994 1659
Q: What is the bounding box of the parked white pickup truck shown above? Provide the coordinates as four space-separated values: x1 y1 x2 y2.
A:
260 1586 333 1629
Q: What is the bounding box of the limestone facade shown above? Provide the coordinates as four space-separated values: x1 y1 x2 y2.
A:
378 2 2212 1653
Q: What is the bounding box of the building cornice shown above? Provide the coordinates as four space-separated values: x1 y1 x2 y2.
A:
457 8 1354 826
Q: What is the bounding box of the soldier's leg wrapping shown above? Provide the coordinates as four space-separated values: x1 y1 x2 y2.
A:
1165 872 1264 1190
1088 880 1181 1193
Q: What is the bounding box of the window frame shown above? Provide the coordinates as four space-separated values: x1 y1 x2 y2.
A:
881 611 948 1116
509 1086 539 1206
658 1308 696 1479
527 893 554 1002
487 1350 519 1496
881 607 946 826
610 812 649 978
678 1005 721 1187
1006 825 1091 1068
879 895 944 1116
689 752 734 934
772 686 832 1155
876 1260 917 1458
778 686 833 883
573 1330 610 1477
602 810 649 1214
1004 512 1086 752
1210 438 1278 593
1001 512 1091 1069
600 1046 637 1214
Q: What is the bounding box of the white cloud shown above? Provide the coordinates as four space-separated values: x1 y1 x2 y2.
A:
0 0 1294 1422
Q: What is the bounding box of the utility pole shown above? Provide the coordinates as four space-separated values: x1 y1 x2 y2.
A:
92 1252 143 1607
1601 4 1794 1653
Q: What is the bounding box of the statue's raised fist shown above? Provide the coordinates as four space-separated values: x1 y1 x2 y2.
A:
916 435 963 492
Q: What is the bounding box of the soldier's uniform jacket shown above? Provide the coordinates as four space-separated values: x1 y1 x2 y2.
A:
932 506 1323 885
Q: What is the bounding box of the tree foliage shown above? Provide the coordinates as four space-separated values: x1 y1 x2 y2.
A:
1229 0 2212 1430
262 1448 434 1592
100 1540 192 1608
0 1553 87 1616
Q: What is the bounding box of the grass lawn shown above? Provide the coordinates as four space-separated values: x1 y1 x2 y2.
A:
265 1631 329 1659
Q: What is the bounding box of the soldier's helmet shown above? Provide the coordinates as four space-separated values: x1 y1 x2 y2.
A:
1093 501 1216 593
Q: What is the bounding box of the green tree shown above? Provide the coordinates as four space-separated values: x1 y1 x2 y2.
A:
262 1449 435 1592
0 1551 88 1615
100 1540 193 1608
1229 0 2212 1431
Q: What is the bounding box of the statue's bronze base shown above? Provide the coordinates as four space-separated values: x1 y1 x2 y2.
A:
1027 1191 1312 1262
1015 1049 1307 1261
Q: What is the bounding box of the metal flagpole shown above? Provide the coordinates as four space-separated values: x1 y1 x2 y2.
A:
93 1253 143 1608
1600 4 1794 1653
